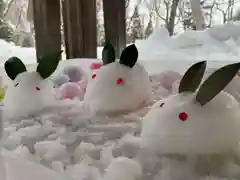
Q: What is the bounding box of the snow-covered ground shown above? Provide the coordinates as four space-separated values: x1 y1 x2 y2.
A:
2 22 240 180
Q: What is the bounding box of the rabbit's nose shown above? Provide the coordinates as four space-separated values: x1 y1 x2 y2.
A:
178 112 188 121
35 87 40 91
116 78 124 85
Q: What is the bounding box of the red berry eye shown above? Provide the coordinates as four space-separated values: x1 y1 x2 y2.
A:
178 112 188 121
92 73 96 79
160 103 165 107
36 87 40 91
14 83 19 87
116 78 124 85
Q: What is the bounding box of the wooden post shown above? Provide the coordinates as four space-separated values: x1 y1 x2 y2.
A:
103 0 126 58
62 0 97 59
32 0 62 61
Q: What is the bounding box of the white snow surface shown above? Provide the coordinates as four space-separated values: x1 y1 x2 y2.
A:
1 23 240 179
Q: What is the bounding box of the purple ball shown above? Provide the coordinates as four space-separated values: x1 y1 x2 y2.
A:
63 66 85 82
53 74 70 87
158 70 182 90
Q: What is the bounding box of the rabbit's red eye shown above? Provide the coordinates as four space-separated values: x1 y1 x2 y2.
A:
178 112 188 121
35 87 40 91
116 78 124 85
14 83 19 87
92 73 96 79
160 103 165 107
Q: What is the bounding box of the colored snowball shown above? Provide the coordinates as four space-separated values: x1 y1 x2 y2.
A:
53 74 70 88
59 82 84 100
63 66 85 82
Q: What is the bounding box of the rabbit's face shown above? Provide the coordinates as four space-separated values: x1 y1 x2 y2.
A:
84 43 151 113
84 62 151 113
5 71 54 103
11 71 53 91
141 92 240 154
141 61 240 155
4 72 55 118
3 52 61 119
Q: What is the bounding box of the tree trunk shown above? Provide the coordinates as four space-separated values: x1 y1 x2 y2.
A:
190 0 205 30
62 0 97 59
27 0 33 22
167 0 180 36
32 0 62 60
103 0 126 58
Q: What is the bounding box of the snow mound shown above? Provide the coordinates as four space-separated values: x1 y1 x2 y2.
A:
136 22 240 62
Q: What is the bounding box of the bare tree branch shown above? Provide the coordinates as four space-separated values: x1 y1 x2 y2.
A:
153 0 166 21
167 0 180 35
3 0 14 17
164 0 170 21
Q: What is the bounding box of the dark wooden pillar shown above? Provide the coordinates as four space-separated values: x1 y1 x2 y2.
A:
62 0 97 59
32 0 62 61
103 0 126 58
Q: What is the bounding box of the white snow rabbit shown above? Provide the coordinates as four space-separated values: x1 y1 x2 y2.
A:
141 61 240 155
114 61 240 179
84 43 152 113
3 51 62 120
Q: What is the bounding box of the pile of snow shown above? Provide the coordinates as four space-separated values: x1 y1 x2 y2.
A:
136 22 240 62
0 40 36 67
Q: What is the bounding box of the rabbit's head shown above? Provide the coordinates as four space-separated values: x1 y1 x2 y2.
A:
3 51 62 119
84 43 151 113
141 61 240 155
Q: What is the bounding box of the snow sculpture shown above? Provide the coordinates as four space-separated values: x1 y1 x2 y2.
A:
3 51 62 120
84 43 152 113
141 61 240 154
114 61 240 179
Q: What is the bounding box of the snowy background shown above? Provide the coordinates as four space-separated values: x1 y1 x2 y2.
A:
1 0 240 180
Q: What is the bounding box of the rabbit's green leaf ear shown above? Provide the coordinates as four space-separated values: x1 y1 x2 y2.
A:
102 42 115 65
120 44 138 68
196 62 240 106
36 51 62 79
5 57 27 80
179 61 206 93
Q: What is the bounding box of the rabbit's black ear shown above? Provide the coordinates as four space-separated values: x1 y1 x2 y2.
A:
119 44 138 68
196 62 240 106
37 51 62 79
5 57 27 80
102 42 116 65
179 61 206 93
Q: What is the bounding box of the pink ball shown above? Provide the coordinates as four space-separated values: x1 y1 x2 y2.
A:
159 70 182 90
90 62 103 70
172 80 180 94
60 82 84 100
